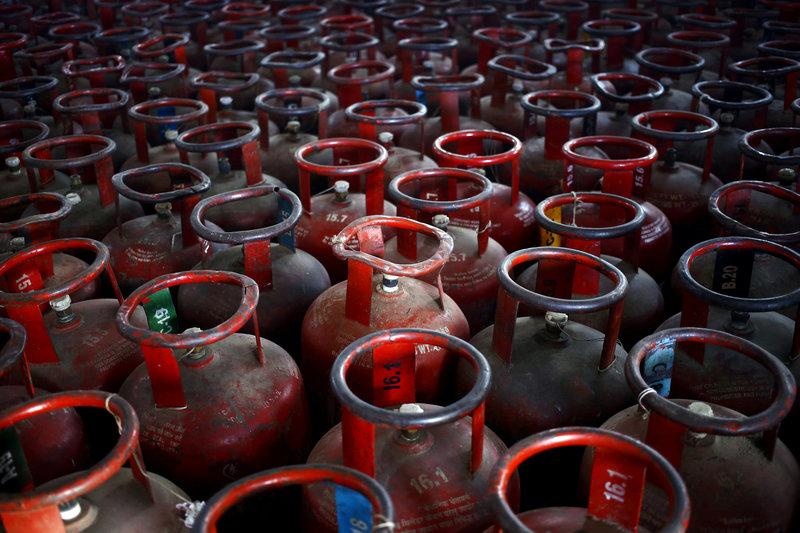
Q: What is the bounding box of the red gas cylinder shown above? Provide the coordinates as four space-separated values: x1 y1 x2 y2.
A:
117 270 311 499
62 55 127 91
0 317 90 487
320 13 374 35
93 26 151 58
432 129 537 252
666 30 731 82
0 32 27 81
602 8 660 50
582 19 642 73
176 185 331 355
189 71 273 129
598 327 799 531
635 47 705 110
15 42 75 92
518 192 664 345
325 60 397 138
503 11 563 62
294 138 395 282
0 238 145 391
394 36 459 101
131 33 195 74
30 11 80 41
385 167 507 332
48 21 101 59
686 80 774 182
102 162 225 294
461 27 533 85
518 89 603 200
400 73 495 156
0 76 60 131
258 49 330 97
481 55 557 140
22 134 145 240
259 23 319 56
195 464 394 532
218 17 272 43
93 0 125 30
560 135 673 280
174 121 285 232
121 1 168 29
728 56 800 127
52 88 135 171
255 88 333 191
487 427 690 532
374 2 425 56
540 0 588 39
544 38 605 92
446 6 499 68
204 38 265 73
305 327 516 533
738 127 800 185
345 99 438 190
301 215 469 429
278 5 329 26
0 121 69 199
631 110 723 246
319 32 385 86
158 10 210 68
0 193 97 301
0 390 190 532
589 72 664 137
120 61 188 104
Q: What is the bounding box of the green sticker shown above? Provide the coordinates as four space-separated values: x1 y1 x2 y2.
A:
143 288 179 334
0 427 32 492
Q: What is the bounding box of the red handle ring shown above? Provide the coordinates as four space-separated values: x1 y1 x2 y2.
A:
708 181 800 245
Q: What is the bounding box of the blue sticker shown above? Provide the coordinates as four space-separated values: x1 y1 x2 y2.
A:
156 106 176 140
277 193 296 252
335 485 372 533
644 337 675 397
415 89 427 107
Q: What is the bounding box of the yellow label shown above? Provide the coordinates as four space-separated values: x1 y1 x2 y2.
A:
539 206 562 247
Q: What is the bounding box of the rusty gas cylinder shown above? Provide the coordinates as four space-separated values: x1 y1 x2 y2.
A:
177 185 330 355
174 121 284 232
685 81 773 183
305 327 517 532
194 464 394 532
257 49 330 100
0 193 97 301
120 61 188 104
0 391 189 532
293 137 395 282
117 270 310 498
325 60 398 138
544 38 605 92
487 427 690 532
728 56 800 127
52 88 135 171
102 163 225 294
480 55 557 140
0 238 145 391
631 110 723 246
518 89 604 200
459 246 632 444
560 135 673 280
590 72 664 137
0 75 60 132
582 19 642 74
21 134 145 240
189 71 273 130
0 317 90 487
433 129 537 252
301 215 469 430
385 167 507 333
518 192 664 345
0 121 69 201
255 87 333 191
62 55 127 92
393 36 459 101
739 127 800 186
345 99 438 191
635 48 705 110
597 327 799 531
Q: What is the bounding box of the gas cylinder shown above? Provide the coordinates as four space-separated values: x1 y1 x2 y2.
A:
544 38 605 92
15 42 75 93
278 5 329 27
517 192 664 345
204 38 265 73
29 11 80 42
0 193 97 301
0 390 190 532
131 33 196 77
120 61 188 104
590 72 664 137
0 120 70 199
48 21 101 59
487 427 690 532
325 60 397 138
582 19 641 74
258 49 329 97
0 75 60 132
117 269 310 498
158 10 209 68
22 134 145 240
294 138 395 282
738 127 800 185
432 129 537 252
319 33 386 91
174 121 285 232
0 238 145 392
301 215 469 429
540 0 588 39
0 317 90 486
666 30 730 82
685 81 774 183
636 48 705 110
445 6 498 67
255 87 333 191
560 135 673 281
176 185 331 356
320 13 374 35
759 40 800 63
345 99 438 191
518 89 604 200
399 73 495 156
305 327 516 533
481 55 557 140
53 88 135 171
189 71 273 129
389 16 452 70
194 464 394 532
597 327 799 531
602 7 659 50
394 36 459 101
385 168 507 333
62 55 127 91
260 23 319 56
120 1 168 29
727 8 776 61
631 110 723 247
503 10 562 62
93 26 151 58
460 27 533 86
0 32 27 81
456 247 631 497
374 2 425 56
727 56 800 128
102 163 226 294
